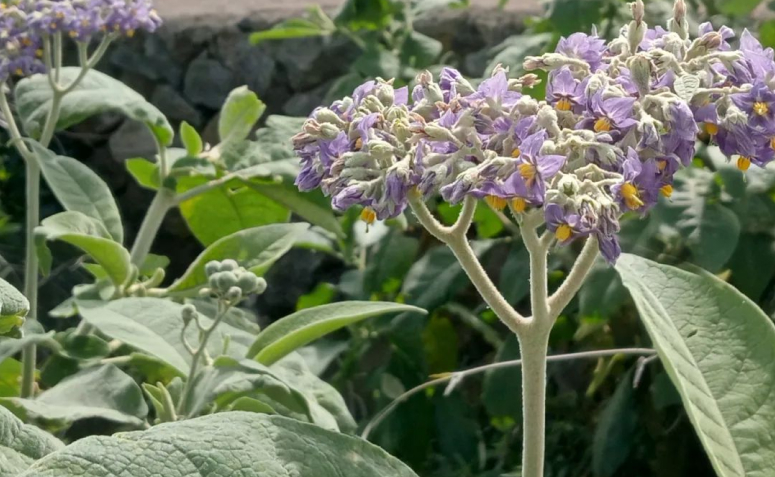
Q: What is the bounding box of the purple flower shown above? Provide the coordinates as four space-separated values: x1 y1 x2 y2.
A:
611 149 659 212
639 26 669 50
739 30 775 81
731 81 775 132
698 22 734 51
463 70 521 109
546 68 584 112
556 32 607 71
545 203 590 243
661 102 698 165
512 131 565 200
578 91 637 138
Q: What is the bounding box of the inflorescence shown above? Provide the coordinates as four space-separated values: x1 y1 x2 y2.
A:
293 0 775 264
0 0 161 81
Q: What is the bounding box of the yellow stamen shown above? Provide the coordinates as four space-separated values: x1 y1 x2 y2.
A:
753 101 769 116
518 163 536 183
704 122 719 136
660 184 673 198
354 137 363 150
770 137 775 150
127 29 135 38
621 182 644 209
35 49 43 58
594 117 612 132
21 38 31 47
360 207 376 225
511 148 521 158
556 97 572 111
555 224 572 241
657 159 667 171
14 68 23 76
484 195 507 211
69 31 78 38
511 197 527 213
737 156 752 171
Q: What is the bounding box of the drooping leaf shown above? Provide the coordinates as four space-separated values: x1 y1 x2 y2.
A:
15 68 173 145
20 413 419 477
592 369 638 477
0 277 29 335
218 86 266 147
77 298 256 375
0 405 63 476
616 254 775 477
166 223 309 296
1 365 147 427
177 175 290 246
30 141 123 242
248 301 426 365
180 121 203 156
34 212 132 286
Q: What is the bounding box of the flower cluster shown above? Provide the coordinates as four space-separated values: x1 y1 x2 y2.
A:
293 0 775 264
0 0 161 81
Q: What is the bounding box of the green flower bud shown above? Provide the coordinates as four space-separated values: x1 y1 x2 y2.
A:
236 272 259 294
255 277 268 295
216 271 238 292
181 304 198 324
204 260 221 277
225 286 243 302
208 272 223 290
219 259 238 272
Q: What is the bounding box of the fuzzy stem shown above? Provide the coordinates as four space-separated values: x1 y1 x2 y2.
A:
128 188 175 266
518 329 550 477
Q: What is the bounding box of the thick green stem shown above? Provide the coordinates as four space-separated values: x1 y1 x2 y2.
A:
518 330 550 477
128 188 175 266
19 158 41 398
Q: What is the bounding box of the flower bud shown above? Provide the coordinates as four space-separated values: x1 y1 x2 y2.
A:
629 54 652 96
630 0 644 25
181 304 198 325
315 108 346 127
255 277 268 295
216 271 238 292
204 261 220 277
236 272 260 294
668 0 688 39
319 123 341 140
225 286 243 302
375 83 395 107
219 259 238 272
627 17 647 55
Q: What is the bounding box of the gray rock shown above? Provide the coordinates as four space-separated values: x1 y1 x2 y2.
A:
151 85 203 127
109 119 159 161
216 29 276 97
270 35 355 91
282 81 331 117
183 54 239 109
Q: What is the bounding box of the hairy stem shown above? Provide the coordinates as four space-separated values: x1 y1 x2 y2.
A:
518 329 550 477
548 237 599 318
128 187 175 266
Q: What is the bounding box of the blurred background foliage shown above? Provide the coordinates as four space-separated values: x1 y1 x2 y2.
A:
2 0 775 475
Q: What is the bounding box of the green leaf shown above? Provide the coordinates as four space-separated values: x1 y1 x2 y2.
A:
249 301 426 365
718 0 762 16
77 298 256 375
30 141 123 242
177 175 290 246
335 0 395 30
219 86 266 147
615 254 775 477
547 0 605 35
179 121 203 156
0 277 29 334
401 32 443 69
498 245 530 305
0 333 60 363
254 115 307 161
1 365 147 427
364 232 419 294
166 223 309 296
486 33 552 75
353 44 400 79
592 369 638 477
34 212 132 286
244 180 344 238
0 358 23 397
125 157 160 190
20 413 419 477
578 258 628 317
0 405 63 476
250 18 329 44
15 68 173 145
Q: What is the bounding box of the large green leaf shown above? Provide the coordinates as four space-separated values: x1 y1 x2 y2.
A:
248 301 426 365
35 212 131 287
30 142 123 242
78 298 256 375
166 223 309 296
0 405 63 476
1 365 147 427
717 0 761 16
20 413 419 477
218 86 265 147
15 68 173 145
0 333 60 363
0 277 29 335
177 175 290 246
616 254 775 477
592 369 638 477
245 180 344 238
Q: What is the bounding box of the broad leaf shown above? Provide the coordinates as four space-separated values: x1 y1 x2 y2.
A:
0 277 29 334
248 301 426 365
20 413 419 476
166 223 309 296
31 142 123 242
1 365 147 427
219 86 265 146
180 121 203 156
616 254 775 477
0 333 59 363
35 212 131 286
78 298 256 375
125 157 160 190
15 68 173 145
177 175 290 246
0 405 63 476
